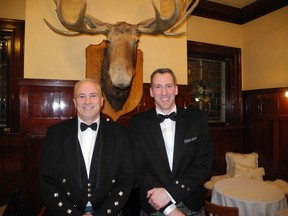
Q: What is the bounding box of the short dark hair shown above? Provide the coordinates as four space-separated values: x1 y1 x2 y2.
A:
150 68 177 86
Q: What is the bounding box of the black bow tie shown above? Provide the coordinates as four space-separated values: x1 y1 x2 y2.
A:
157 112 177 123
80 122 97 131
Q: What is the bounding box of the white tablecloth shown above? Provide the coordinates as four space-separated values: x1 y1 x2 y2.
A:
211 178 288 216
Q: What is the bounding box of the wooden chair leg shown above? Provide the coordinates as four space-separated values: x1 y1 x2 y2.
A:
38 207 46 216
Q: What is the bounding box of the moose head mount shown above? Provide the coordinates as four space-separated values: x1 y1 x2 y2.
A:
44 0 199 112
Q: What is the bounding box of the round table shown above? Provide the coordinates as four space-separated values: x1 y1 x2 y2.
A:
211 178 288 216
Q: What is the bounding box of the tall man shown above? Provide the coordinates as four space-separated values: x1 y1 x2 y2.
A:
39 79 133 216
129 68 214 216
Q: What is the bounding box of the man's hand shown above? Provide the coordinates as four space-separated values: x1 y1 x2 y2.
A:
167 208 185 216
147 187 170 210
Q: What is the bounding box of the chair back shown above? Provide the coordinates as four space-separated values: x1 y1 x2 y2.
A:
204 200 238 216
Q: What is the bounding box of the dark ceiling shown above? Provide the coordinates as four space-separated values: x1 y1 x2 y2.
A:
192 0 288 24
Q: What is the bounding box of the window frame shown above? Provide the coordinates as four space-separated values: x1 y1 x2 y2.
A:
187 41 243 126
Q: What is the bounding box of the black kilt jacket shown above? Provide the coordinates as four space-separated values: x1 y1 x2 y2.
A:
39 116 133 216
129 106 214 213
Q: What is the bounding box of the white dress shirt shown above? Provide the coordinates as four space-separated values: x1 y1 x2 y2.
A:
156 106 177 215
157 106 177 171
77 117 100 178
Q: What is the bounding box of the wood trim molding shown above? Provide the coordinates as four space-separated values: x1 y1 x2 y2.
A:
192 0 288 24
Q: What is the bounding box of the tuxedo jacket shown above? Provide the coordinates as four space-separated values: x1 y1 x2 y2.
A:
129 106 214 213
39 116 133 216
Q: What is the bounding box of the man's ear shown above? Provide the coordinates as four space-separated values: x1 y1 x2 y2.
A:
149 87 154 98
73 98 76 108
100 96 104 107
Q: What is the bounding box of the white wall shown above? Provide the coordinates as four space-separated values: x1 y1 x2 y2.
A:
0 0 25 20
187 16 243 48
242 6 288 90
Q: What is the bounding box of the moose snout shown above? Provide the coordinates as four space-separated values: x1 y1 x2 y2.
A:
109 66 133 89
112 74 132 89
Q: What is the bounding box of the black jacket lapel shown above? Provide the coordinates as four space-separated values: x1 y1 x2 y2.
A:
63 118 82 187
92 118 114 191
172 107 186 173
149 109 171 171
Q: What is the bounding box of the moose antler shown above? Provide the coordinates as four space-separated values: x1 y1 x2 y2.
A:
44 0 110 35
137 0 199 36
44 0 199 37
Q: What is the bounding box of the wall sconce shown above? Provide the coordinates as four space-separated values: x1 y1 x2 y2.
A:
285 90 288 98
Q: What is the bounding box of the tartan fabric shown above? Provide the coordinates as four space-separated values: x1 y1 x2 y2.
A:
140 202 204 216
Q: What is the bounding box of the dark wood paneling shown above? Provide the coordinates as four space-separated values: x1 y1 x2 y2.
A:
18 79 77 214
257 119 274 171
210 126 244 175
243 88 288 181
278 121 288 180
279 96 288 116
18 78 244 213
0 133 21 205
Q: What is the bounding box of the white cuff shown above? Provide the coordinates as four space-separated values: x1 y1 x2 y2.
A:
163 204 176 215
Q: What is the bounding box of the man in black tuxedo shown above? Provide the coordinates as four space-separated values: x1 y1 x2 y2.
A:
129 68 214 216
39 79 133 216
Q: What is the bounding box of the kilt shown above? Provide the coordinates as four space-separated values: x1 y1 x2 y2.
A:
140 202 204 216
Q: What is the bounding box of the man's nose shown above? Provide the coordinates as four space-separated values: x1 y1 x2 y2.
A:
161 87 167 95
85 96 90 103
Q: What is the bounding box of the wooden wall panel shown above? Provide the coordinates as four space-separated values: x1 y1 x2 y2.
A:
210 126 244 175
278 121 288 180
243 87 288 181
0 133 21 205
19 79 76 215
257 119 274 175
261 96 276 117
279 97 288 116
